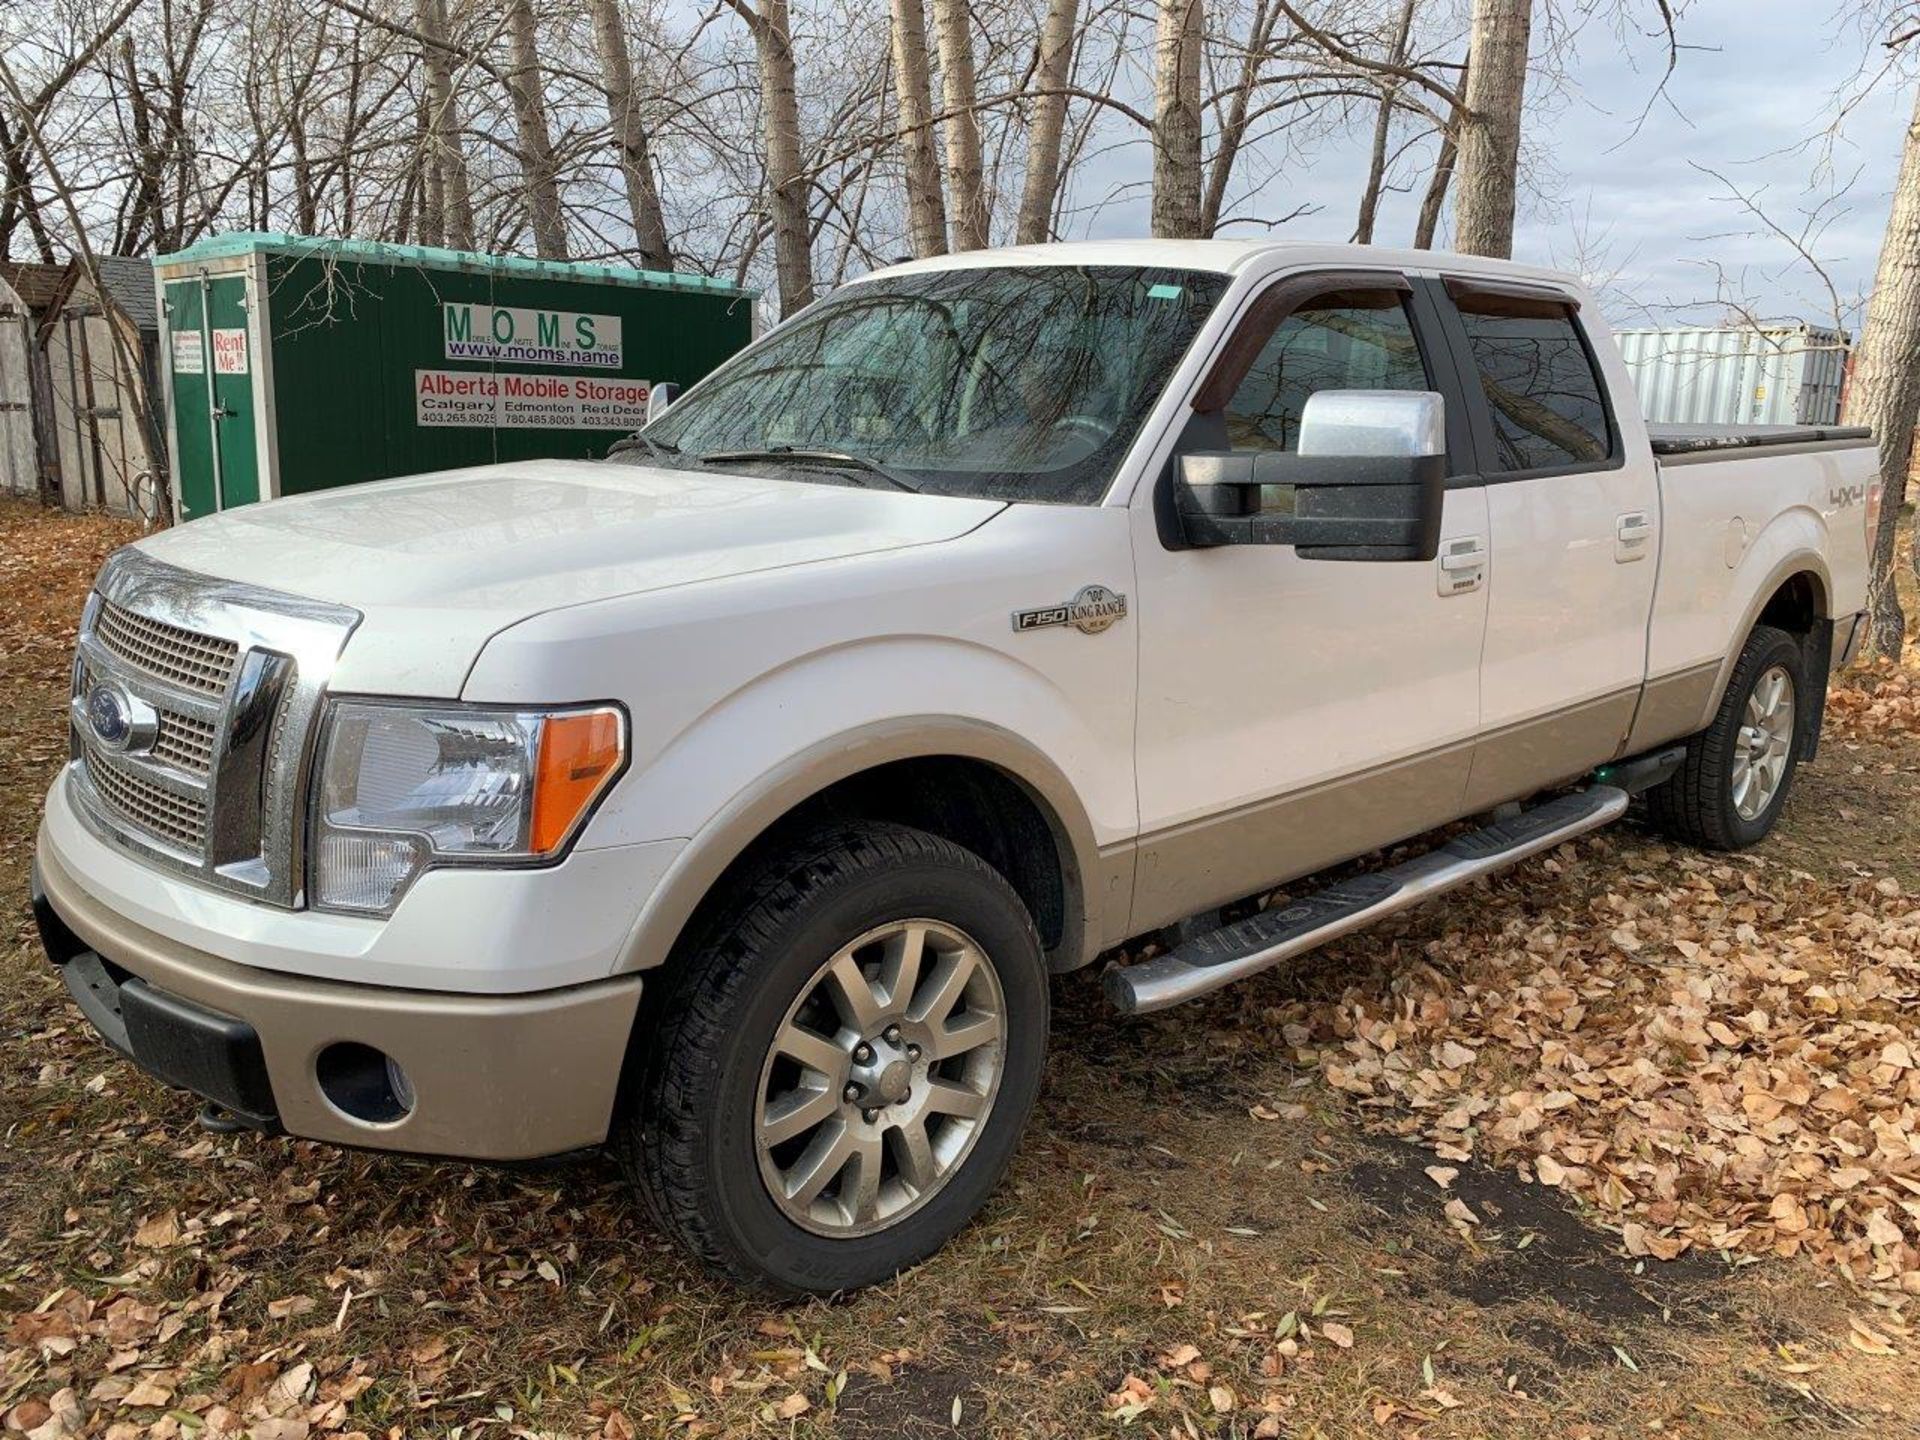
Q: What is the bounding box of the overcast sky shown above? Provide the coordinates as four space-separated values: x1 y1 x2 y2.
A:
1065 1 1909 334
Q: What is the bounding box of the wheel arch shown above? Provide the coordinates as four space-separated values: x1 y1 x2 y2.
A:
1699 547 1832 730
615 717 1119 981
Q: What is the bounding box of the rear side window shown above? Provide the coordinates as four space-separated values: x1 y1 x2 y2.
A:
1224 290 1430 452
1454 295 1613 472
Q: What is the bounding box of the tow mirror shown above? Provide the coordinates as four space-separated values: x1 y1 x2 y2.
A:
1175 390 1447 560
646 382 681 424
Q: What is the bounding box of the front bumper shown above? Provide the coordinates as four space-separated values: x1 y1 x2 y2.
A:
33 840 643 1160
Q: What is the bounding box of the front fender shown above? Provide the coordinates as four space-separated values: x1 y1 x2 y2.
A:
614 706 1123 976
459 502 1140 976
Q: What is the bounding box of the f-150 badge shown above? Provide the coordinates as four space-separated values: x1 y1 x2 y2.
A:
1012 584 1128 635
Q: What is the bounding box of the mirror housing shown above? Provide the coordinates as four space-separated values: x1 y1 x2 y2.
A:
1175 390 1446 560
646 381 681 424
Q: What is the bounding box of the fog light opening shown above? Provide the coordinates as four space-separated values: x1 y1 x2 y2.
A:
316 1042 415 1125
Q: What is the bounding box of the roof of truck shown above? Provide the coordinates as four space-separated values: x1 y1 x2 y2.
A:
863 238 1586 292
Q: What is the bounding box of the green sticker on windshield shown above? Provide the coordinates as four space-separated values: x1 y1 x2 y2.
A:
1147 283 1184 300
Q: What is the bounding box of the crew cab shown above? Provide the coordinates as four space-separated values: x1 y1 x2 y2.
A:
32 240 1876 1294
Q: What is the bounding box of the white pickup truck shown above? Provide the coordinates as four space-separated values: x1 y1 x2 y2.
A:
34 240 1876 1294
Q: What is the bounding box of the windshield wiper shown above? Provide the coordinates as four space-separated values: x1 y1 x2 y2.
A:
607 431 679 460
697 446 920 493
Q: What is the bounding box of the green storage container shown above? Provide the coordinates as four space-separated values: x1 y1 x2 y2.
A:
152 233 756 521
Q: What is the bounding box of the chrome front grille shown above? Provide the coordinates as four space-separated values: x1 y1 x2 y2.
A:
78 661 218 775
153 710 219 773
67 549 360 907
84 743 209 852
96 597 239 694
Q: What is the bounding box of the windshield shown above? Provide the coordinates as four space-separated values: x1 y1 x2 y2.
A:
624 265 1230 505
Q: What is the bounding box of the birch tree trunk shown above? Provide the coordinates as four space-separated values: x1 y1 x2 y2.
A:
415 0 474 249
746 0 814 314
890 0 948 256
1846 81 1920 657
1354 0 1416 244
1151 0 1203 239
1200 0 1275 237
931 0 989 250
1450 0 1529 258
1013 0 1077 245
588 0 672 270
504 0 569 258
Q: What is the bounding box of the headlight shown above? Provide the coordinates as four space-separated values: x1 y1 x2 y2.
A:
311 701 626 915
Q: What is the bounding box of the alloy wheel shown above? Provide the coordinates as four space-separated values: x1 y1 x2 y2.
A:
1731 663 1795 821
753 919 1006 1236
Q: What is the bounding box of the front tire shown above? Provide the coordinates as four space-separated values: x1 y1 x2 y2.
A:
1648 623 1806 850
618 821 1048 1295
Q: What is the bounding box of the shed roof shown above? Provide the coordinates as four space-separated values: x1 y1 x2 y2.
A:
93 256 159 334
0 260 67 316
156 231 753 298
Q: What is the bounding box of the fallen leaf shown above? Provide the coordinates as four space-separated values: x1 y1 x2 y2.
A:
132 1212 180 1248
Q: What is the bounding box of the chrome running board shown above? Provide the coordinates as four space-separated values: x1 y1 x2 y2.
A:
1105 785 1631 1016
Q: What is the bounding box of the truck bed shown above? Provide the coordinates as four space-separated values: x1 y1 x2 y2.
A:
1649 422 1873 457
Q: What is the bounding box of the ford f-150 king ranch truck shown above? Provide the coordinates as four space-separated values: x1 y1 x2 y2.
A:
33 240 1876 1294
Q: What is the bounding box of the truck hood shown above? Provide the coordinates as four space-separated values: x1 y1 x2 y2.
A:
136 459 1005 695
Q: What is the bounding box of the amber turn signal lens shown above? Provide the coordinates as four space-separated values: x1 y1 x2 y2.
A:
530 708 625 854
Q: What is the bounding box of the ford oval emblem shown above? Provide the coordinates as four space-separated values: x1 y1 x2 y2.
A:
85 682 158 754
87 684 132 747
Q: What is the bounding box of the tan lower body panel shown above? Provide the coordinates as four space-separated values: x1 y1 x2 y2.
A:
1464 688 1639 813
1127 737 1475 936
1127 686 1656 938
1625 662 1720 755
36 841 642 1161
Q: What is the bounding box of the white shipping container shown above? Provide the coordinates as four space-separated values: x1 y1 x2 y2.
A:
1614 322 1849 428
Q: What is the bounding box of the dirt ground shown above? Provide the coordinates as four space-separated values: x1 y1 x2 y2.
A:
5 494 1920 1439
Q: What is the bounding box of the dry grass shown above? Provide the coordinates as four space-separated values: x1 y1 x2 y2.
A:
4 496 1920 1438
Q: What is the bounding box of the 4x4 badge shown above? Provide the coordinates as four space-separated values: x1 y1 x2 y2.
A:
1012 584 1128 636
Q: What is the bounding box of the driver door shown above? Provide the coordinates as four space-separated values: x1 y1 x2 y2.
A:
1126 268 1490 932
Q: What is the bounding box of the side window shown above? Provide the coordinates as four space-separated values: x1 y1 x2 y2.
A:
1223 290 1430 452
1454 295 1614 472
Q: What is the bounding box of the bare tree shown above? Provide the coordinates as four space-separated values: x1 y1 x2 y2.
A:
1200 0 1279 237
1151 0 1203 238
1014 0 1077 244
931 0 989 249
1413 58 1465 248
416 0 476 248
504 0 570 257
1355 0 1416 243
1847 79 1920 655
588 0 672 269
729 0 814 313
1451 0 1531 257
890 0 948 255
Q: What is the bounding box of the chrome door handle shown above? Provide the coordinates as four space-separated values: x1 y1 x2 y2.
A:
1437 536 1487 596
1615 511 1653 563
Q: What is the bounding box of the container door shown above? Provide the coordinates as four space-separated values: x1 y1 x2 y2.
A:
164 278 216 518
206 275 260 510
0 303 33 496
167 273 260 517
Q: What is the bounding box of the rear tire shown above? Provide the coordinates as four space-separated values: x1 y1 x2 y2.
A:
617 820 1048 1295
1648 623 1806 851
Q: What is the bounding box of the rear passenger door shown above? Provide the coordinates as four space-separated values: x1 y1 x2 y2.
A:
1424 276 1660 809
